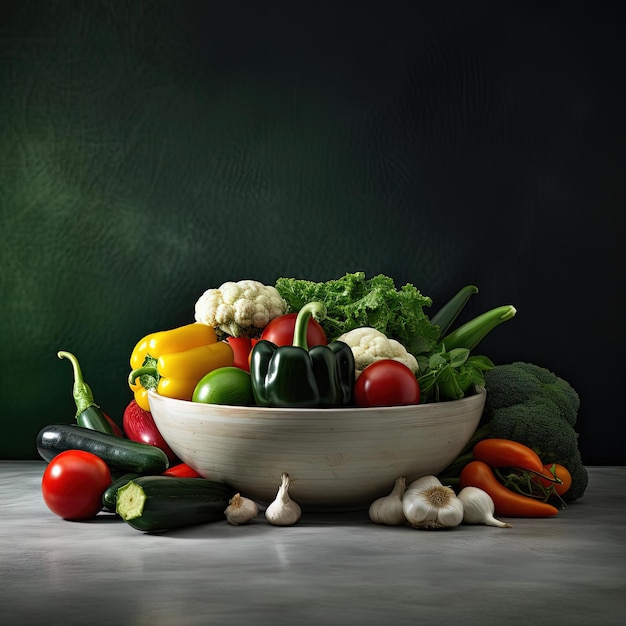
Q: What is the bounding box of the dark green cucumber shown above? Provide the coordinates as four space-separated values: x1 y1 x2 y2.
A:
102 472 142 512
116 476 236 532
36 424 169 474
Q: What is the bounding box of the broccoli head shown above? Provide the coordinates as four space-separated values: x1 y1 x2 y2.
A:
483 361 580 427
482 362 588 502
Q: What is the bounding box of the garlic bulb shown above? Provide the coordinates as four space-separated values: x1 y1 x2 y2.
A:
224 493 259 525
265 473 302 526
402 475 464 529
369 477 407 525
458 486 512 528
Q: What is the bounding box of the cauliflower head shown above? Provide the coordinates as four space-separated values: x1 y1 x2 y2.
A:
337 327 419 377
194 280 287 338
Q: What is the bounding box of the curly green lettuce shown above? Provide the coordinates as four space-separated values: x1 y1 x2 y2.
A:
274 272 439 357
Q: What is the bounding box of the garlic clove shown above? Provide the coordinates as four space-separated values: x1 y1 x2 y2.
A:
458 486 512 528
265 472 302 526
368 476 407 525
436 496 464 528
224 493 259 525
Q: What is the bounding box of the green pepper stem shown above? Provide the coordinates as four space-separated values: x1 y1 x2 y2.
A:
57 351 96 416
128 366 158 386
292 301 327 350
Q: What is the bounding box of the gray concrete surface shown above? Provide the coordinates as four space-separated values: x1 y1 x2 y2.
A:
1 461 624 625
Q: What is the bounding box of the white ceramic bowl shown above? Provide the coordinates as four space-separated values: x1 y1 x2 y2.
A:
148 388 486 511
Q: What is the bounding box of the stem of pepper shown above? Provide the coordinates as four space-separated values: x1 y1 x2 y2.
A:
57 351 97 416
128 366 159 387
292 302 328 350
495 467 567 508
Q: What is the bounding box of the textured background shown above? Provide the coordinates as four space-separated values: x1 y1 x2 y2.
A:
1 1 623 463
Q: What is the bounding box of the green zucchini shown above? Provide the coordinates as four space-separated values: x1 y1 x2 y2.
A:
440 304 517 352
102 472 142 512
116 476 236 532
36 423 169 474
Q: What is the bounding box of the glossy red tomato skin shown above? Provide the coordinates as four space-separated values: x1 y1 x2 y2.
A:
354 360 421 407
535 463 573 496
260 313 327 347
41 450 112 521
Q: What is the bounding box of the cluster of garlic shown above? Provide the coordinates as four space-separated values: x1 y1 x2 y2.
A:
224 472 302 527
369 475 512 529
226 473 512 530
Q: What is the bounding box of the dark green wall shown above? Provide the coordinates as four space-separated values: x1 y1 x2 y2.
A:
2 1 623 463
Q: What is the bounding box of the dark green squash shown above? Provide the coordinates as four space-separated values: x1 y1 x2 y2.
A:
116 476 236 532
101 472 142 512
36 424 169 475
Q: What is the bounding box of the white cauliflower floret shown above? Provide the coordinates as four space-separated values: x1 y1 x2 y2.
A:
194 280 287 338
337 327 419 378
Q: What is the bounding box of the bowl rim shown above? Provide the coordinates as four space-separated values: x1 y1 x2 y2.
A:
147 386 486 414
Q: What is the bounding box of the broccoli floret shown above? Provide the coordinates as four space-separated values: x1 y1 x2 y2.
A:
482 362 588 502
483 361 580 426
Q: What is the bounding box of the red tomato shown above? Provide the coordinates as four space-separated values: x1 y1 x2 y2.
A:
354 360 420 407
260 313 327 347
41 450 112 521
226 336 253 372
535 463 573 496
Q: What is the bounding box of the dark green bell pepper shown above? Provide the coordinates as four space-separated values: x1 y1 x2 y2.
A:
250 302 355 408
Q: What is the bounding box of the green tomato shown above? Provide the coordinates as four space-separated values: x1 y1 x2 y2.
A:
192 366 255 406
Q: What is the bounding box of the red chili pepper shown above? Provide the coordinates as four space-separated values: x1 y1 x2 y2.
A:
226 337 253 372
247 338 260 370
473 438 546 475
162 463 202 478
460 461 559 518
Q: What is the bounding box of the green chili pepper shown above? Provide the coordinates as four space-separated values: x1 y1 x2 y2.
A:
58 351 124 436
250 302 355 408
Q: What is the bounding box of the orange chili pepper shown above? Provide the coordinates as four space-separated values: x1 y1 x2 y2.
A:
460 461 559 518
473 438 547 475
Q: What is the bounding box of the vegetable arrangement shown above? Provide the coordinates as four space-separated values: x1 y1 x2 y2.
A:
36 272 588 533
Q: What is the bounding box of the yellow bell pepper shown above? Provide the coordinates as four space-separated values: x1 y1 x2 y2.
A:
130 323 218 371
128 323 233 410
